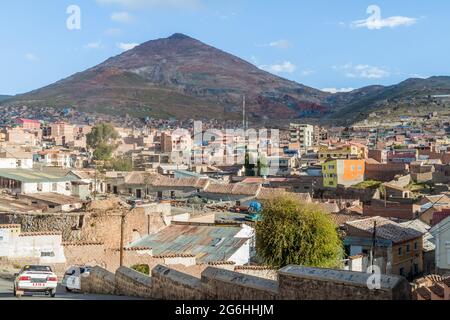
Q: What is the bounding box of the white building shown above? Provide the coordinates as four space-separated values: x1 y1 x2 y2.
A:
0 149 33 169
290 124 314 150
0 224 66 264
430 216 450 273
0 169 78 195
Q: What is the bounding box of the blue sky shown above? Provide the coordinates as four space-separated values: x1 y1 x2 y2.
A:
0 0 449 95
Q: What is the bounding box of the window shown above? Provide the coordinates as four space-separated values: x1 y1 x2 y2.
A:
358 166 363 171
41 251 55 257
414 241 418 251
414 263 419 275
66 183 71 191
37 183 43 192
406 244 410 253
398 247 403 256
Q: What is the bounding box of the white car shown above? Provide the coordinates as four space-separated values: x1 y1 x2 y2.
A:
13 265 58 298
61 266 92 292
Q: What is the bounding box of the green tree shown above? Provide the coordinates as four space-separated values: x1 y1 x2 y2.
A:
256 195 343 268
92 143 115 161
87 124 119 160
108 157 133 171
244 148 256 177
87 123 119 149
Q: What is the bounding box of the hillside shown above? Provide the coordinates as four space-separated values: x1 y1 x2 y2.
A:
3 33 450 124
324 77 450 124
0 95 11 102
5 33 329 120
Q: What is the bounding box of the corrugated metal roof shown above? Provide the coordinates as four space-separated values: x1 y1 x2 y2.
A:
128 224 248 264
0 169 78 183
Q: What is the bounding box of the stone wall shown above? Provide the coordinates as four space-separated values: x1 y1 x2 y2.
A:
151 265 204 300
201 267 278 300
80 266 116 295
115 266 153 299
80 264 412 300
277 265 412 300
0 207 167 248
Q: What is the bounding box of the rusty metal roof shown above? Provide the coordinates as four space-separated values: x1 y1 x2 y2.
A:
128 224 249 264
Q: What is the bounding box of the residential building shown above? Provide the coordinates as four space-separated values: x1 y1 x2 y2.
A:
430 216 450 274
345 216 424 278
289 123 314 150
0 224 66 264
322 159 365 188
0 169 78 195
15 118 41 131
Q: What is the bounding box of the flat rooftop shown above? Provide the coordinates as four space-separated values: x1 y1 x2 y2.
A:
0 169 78 183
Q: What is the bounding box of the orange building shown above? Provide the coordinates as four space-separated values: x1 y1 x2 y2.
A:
322 159 365 188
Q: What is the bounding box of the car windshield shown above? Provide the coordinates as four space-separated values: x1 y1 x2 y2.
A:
23 265 52 272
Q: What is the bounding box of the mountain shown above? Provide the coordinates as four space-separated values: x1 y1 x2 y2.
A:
324 76 450 123
3 33 450 124
0 95 12 102
5 33 329 120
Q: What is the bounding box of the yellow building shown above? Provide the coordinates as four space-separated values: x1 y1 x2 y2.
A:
322 159 365 188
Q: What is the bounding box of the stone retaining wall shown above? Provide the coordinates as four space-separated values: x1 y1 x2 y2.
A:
80 266 116 295
80 264 412 300
115 267 153 299
151 265 204 300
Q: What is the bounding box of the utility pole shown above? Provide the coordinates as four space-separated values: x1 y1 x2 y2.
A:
242 95 246 129
119 205 135 267
119 209 126 267
370 221 377 272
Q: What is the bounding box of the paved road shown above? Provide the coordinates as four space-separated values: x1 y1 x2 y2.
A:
0 277 141 300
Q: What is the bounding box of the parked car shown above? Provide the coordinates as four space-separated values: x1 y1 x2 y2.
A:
13 265 58 298
61 266 92 292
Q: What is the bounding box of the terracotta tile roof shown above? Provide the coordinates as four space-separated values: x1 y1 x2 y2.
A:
62 242 104 246
415 287 431 300
443 277 450 287
345 216 424 243
19 232 61 237
123 246 152 251
0 224 21 229
207 261 236 266
429 283 445 298
329 213 362 226
234 266 274 271
153 253 195 258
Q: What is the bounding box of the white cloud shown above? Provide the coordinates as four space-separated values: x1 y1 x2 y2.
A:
351 5 417 30
96 0 200 9
84 42 103 49
322 87 355 94
334 63 390 79
25 53 39 62
260 61 296 74
111 11 134 23
117 42 139 51
268 39 292 50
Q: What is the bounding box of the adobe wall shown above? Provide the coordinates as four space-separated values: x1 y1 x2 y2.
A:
277 265 412 300
201 267 278 300
115 267 153 299
80 266 116 295
365 163 408 182
0 207 166 248
151 265 204 300
80 264 412 300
